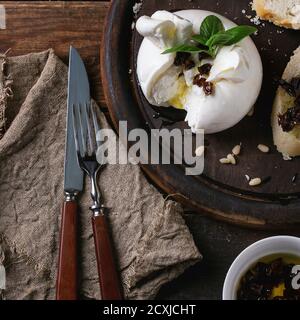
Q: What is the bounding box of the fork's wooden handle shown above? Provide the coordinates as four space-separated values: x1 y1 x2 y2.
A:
56 201 78 300
92 214 122 300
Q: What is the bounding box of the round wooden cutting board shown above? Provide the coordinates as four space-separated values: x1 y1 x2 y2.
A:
101 0 300 229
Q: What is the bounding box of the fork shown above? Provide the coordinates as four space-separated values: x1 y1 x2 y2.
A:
72 102 122 300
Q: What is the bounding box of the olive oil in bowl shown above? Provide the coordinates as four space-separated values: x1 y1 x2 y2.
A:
237 254 300 300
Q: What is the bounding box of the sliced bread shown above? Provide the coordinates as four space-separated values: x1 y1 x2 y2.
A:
271 46 300 157
253 0 300 29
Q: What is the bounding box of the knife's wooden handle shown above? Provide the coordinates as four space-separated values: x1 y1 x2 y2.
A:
56 200 78 300
92 214 122 300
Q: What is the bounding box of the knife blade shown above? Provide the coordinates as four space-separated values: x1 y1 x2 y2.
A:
64 46 89 193
56 46 90 300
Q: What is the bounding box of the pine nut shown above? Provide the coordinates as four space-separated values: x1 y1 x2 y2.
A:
227 154 236 165
257 144 269 153
232 144 241 156
249 178 262 186
219 158 231 164
195 146 205 157
245 174 250 181
283 154 292 161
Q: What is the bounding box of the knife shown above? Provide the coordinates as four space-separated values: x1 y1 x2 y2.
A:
56 46 87 300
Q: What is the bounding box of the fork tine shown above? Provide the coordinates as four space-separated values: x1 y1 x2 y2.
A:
90 103 101 149
78 103 87 157
72 103 80 156
83 102 94 156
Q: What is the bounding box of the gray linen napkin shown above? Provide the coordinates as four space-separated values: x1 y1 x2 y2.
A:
0 49 201 300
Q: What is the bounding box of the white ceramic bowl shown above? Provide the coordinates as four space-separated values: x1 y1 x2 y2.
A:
223 236 300 300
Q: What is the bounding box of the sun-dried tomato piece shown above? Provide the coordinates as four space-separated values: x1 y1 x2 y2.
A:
198 51 211 61
203 81 214 96
291 77 300 96
193 75 214 95
174 52 191 67
183 59 195 70
277 77 300 97
174 52 195 70
193 74 206 87
198 63 212 76
278 105 300 132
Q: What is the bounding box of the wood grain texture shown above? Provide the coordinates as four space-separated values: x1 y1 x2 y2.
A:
102 0 300 229
92 215 123 300
0 1 109 109
56 201 78 300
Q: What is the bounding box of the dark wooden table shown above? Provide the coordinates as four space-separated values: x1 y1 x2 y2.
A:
0 0 299 300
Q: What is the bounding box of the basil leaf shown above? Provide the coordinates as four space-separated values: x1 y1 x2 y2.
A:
200 15 225 42
191 34 207 46
206 32 234 47
207 25 257 47
162 44 202 54
222 25 257 45
208 46 218 58
199 48 214 58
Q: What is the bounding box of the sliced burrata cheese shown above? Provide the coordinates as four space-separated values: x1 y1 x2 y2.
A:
185 72 253 134
185 45 256 133
152 66 182 105
151 10 194 45
135 16 177 49
184 67 199 87
137 39 176 106
207 46 250 83
137 10 194 107
136 10 263 134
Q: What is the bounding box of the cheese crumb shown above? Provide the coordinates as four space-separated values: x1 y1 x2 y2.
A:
133 2 143 17
250 16 262 25
283 154 292 161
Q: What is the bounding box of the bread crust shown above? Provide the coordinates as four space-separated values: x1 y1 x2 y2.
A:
271 47 300 157
253 0 300 29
